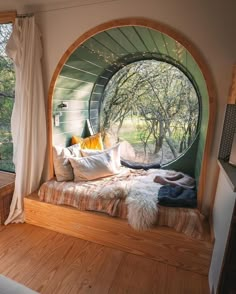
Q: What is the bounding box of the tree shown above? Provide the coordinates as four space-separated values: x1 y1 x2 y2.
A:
100 60 199 164
0 23 14 171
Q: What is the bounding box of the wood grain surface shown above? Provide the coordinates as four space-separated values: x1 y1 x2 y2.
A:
0 11 16 24
0 172 15 224
228 64 236 104
0 223 209 294
24 192 212 276
0 172 15 190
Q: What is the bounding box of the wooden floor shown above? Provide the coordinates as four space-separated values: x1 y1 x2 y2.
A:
0 223 209 294
24 193 213 275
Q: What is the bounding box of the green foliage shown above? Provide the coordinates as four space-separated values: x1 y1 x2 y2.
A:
101 60 199 164
0 23 14 172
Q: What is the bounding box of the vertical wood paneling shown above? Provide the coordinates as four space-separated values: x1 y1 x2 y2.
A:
150 30 168 55
94 32 128 56
107 28 137 53
228 64 236 104
136 26 159 53
162 34 177 60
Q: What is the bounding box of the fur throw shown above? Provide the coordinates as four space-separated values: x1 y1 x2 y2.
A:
125 171 162 230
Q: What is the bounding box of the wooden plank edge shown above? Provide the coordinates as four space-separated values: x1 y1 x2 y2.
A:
0 11 16 24
24 194 212 275
228 64 236 104
208 165 220 242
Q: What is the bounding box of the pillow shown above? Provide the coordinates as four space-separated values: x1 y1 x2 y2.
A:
67 144 81 157
69 148 120 181
71 133 104 150
80 143 121 170
53 144 81 181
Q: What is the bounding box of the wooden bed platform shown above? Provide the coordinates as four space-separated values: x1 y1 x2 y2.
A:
24 192 213 276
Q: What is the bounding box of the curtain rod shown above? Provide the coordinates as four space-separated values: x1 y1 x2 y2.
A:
16 13 34 18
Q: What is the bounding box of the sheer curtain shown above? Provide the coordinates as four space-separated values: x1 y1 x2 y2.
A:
5 16 47 224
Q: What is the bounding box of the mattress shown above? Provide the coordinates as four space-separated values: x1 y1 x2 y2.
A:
38 168 206 239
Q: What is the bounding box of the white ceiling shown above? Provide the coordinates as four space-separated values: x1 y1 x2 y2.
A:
0 0 116 14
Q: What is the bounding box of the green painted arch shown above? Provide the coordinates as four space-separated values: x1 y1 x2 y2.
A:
51 19 214 194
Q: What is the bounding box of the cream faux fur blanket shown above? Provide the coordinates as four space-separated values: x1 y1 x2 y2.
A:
125 169 164 230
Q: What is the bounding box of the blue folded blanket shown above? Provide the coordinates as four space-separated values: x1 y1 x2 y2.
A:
158 184 197 208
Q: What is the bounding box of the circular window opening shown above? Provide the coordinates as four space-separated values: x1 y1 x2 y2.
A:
100 60 200 165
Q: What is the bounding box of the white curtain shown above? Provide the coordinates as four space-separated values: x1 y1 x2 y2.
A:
5 16 47 224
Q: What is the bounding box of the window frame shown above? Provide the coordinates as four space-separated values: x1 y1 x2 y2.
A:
0 11 16 173
100 59 201 166
0 12 16 24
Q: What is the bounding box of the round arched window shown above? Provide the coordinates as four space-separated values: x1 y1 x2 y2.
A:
100 60 200 165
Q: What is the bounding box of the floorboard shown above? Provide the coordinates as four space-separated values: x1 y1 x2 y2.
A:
24 194 212 275
0 223 209 294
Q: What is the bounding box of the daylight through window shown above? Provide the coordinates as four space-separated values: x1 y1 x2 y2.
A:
100 60 200 165
0 23 14 172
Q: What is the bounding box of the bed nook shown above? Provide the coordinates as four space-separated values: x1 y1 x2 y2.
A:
24 18 215 275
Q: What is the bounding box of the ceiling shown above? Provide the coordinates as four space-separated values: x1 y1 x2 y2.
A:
0 0 118 14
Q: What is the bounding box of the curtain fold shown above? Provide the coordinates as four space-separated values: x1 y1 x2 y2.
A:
5 16 47 224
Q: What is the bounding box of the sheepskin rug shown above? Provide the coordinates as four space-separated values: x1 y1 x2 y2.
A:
125 170 163 230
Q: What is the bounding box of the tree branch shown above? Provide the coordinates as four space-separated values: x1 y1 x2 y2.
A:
0 92 14 99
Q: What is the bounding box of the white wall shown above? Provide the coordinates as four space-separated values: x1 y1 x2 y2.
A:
209 169 236 293
1 0 236 209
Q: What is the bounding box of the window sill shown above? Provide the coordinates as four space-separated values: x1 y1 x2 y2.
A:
0 171 15 190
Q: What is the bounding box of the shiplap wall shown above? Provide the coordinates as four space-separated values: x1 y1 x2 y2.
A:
52 26 209 183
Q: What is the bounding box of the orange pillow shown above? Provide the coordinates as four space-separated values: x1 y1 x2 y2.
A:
71 133 104 150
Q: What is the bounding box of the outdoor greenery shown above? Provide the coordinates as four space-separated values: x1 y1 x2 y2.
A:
101 60 199 165
0 23 14 172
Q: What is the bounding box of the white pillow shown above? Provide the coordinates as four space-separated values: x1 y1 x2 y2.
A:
80 143 121 170
53 144 81 181
68 144 82 157
69 148 120 181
